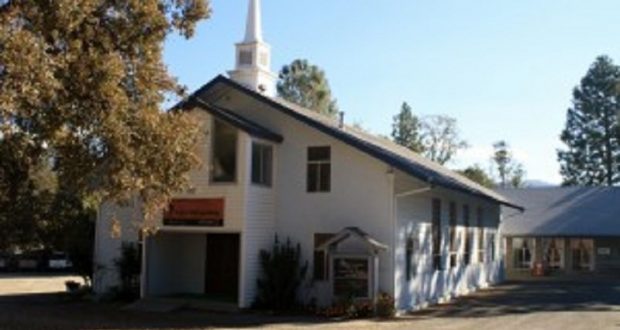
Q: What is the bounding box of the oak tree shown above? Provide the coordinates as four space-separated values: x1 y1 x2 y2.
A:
0 1 211 229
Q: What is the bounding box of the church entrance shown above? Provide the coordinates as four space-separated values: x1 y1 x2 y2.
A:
205 233 240 302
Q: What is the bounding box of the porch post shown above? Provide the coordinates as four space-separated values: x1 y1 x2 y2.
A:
373 254 379 313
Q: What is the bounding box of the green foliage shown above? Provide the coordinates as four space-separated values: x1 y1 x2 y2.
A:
558 55 620 186
458 165 496 188
375 292 396 318
254 236 308 311
391 102 424 153
0 134 54 252
492 141 526 188
113 242 142 301
62 198 96 286
0 0 211 229
277 59 339 117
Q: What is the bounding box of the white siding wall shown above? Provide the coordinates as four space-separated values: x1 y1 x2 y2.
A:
393 171 503 311
216 93 396 306
240 138 277 308
93 200 141 294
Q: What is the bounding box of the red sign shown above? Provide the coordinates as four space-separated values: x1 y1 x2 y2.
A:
163 198 225 227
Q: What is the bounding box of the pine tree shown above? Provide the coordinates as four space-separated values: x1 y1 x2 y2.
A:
558 55 620 186
391 102 425 153
277 59 339 117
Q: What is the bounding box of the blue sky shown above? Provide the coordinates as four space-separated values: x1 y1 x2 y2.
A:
164 0 620 184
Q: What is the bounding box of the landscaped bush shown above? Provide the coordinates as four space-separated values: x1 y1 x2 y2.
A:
254 236 308 311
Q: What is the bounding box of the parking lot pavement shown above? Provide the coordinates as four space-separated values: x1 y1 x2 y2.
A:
0 273 83 295
0 277 618 329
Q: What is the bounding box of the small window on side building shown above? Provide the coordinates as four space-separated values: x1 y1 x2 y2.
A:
463 204 471 265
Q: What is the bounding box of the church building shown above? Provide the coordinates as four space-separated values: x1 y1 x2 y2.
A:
93 0 521 312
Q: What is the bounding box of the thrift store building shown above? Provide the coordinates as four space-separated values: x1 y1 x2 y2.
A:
93 0 522 312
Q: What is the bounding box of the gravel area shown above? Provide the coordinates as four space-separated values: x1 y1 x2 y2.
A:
0 275 619 329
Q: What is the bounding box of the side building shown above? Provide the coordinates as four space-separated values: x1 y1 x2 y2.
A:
500 187 620 277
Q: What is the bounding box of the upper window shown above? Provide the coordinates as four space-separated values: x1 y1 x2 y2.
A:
307 146 331 193
432 199 442 271
211 119 237 183
251 143 273 187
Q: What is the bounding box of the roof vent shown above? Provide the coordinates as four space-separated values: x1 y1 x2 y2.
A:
339 112 345 129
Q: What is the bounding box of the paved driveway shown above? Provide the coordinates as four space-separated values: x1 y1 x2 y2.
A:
0 276 619 329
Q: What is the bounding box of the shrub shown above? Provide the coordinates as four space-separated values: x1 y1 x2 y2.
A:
375 292 396 318
254 236 308 311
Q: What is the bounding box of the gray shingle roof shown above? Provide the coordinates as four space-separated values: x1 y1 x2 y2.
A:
181 75 522 210
498 187 620 237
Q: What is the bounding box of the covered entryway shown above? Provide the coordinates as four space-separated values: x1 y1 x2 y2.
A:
144 231 241 306
316 227 388 306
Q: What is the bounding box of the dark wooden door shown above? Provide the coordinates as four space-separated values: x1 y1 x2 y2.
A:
205 234 240 300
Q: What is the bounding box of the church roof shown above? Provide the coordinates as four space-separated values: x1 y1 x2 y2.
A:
498 187 620 237
179 75 522 210
192 98 283 143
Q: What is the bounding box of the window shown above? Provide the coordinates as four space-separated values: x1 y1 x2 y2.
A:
544 238 564 269
512 238 533 269
333 257 370 298
449 202 458 268
432 199 442 271
313 233 335 280
307 146 331 193
463 205 471 265
571 239 593 271
238 50 252 65
251 143 273 186
488 233 496 263
405 236 415 281
211 119 237 183
477 207 485 263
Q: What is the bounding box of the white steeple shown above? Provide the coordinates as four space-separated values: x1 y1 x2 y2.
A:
244 0 263 43
228 0 277 97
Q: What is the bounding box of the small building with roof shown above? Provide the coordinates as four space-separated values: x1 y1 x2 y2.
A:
499 187 620 277
93 0 522 312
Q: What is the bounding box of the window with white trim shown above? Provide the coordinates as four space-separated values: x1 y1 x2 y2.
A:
251 143 273 186
307 146 331 193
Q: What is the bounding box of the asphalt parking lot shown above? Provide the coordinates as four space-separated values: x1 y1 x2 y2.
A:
0 274 619 329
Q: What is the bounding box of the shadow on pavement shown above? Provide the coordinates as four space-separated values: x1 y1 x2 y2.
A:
404 280 620 320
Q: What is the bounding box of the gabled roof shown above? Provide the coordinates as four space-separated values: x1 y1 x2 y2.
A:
498 187 620 237
179 75 522 210
317 227 388 253
191 98 283 143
